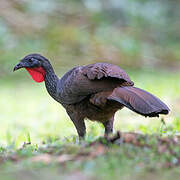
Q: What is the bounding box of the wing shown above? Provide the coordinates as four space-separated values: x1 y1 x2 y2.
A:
108 86 170 117
57 63 134 104
82 63 133 85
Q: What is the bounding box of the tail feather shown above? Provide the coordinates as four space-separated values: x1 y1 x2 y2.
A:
108 86 170 117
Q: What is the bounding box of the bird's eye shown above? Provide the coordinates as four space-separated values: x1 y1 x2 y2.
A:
29 59 33 63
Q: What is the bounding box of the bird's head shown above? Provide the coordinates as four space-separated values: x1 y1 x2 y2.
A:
13 53 50 83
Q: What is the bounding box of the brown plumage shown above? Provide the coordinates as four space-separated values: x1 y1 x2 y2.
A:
13 54 170 139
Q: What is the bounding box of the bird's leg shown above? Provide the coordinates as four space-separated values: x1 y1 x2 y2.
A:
68 113 86 141
103 116 114 137
72 119 86 141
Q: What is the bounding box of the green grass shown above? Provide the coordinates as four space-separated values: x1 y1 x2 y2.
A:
0 68 180 180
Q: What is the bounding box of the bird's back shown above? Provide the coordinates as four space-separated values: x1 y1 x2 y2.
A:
56 63 134 104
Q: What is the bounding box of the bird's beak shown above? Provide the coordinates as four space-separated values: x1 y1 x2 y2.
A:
13 62 24 72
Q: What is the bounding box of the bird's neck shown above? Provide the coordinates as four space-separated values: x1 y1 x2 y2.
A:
44 65 59 100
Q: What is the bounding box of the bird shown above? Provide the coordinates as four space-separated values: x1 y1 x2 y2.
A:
13 54 170 140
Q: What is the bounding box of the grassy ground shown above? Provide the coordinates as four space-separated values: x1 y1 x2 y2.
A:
0 68 180 180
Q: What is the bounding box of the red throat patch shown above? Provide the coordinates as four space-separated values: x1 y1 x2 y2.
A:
25 67 46 83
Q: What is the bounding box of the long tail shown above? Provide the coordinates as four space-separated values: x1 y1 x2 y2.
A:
108 86 170 117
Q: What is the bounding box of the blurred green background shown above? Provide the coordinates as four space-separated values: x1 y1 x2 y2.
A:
0 0 180 146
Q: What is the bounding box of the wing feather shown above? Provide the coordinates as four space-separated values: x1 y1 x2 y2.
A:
82 63 134 85
108 86 170 117
57 63 134 104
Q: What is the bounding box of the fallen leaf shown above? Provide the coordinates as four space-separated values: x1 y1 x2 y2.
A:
31 154 52 164
122 133 137 144
158 144 168 153
8 154 19 162
89 144 106 158
56 154 74 163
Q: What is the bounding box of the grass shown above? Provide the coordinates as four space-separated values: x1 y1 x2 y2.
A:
0 68 180 180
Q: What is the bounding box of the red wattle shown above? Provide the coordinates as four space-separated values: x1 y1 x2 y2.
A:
25 67 46 83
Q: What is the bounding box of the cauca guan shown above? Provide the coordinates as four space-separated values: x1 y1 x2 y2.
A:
13 54 170 139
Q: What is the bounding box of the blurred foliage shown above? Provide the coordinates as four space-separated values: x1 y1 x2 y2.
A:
0 0 180 76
